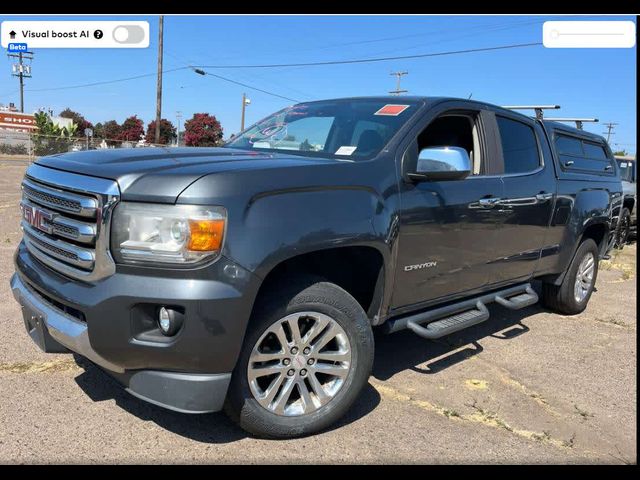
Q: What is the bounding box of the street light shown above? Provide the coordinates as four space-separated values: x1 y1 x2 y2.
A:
176 111 182 147
241 93 251 132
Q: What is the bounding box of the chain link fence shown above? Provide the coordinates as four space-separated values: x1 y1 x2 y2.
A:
0 130 173 161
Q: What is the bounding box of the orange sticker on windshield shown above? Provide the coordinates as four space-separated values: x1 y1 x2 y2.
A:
374 104 410 116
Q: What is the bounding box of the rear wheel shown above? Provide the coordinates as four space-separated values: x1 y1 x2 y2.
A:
615 207 631 248
224 276 374 438
542 238 599 315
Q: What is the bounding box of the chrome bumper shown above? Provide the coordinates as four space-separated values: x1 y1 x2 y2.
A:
10 273 124 373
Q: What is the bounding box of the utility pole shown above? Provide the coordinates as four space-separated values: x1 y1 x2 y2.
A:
603 122 618 143
240 93 251 131
176 111 182 147
389 71 408 96
154 16 164 144
8 51 33 113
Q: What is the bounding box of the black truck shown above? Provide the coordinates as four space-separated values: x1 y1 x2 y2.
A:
10 97 623 438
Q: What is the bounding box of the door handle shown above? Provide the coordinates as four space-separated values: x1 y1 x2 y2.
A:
604 165 613 171
477 197 502 208
564 160 574 167
535 192 554 202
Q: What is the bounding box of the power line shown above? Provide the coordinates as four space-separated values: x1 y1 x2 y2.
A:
25 66 189 92
193 42 542 69
197 70 299 103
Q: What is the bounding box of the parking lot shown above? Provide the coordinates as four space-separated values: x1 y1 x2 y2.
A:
0 157 636 464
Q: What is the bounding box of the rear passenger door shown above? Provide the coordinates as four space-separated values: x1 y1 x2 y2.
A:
485 112 557 285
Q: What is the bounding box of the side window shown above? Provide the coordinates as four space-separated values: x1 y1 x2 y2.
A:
583 142 608 160
416 114 481 174
555 135 583 156
496 116 541 174
555 134 614 174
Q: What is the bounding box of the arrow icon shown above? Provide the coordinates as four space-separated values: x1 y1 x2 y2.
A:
9 31 17 39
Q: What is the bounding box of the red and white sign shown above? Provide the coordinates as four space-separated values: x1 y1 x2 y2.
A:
0 111 36 131
374 104 410 116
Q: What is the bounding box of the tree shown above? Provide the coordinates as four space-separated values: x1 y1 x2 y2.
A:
59 108 93 137
117 115 145 142
613 150 628 156
100 120 122 146
145 118 177 145
184 113 223 147
31 111 77 156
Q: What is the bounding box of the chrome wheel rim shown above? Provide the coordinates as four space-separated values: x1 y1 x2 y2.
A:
574 252 595 303
247 311 352 417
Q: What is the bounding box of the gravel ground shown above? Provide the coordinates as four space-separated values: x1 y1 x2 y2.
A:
0 158 636 464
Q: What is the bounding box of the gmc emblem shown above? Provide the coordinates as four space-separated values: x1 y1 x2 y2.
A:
20 202 54 234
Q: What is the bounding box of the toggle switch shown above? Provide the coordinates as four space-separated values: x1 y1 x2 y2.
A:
112 25 146 44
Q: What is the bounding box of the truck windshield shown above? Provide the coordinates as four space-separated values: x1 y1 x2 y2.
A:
616 159 636 182
223 99 420 160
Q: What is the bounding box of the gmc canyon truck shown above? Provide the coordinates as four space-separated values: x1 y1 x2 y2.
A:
11 97 622 438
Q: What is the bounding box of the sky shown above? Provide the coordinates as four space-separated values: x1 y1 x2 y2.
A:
0 14 636 154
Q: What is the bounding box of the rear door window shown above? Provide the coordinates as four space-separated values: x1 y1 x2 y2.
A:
496 116 541 174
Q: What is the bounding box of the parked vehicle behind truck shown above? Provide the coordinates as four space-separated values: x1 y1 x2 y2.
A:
615 155 636 245
11 97 622 438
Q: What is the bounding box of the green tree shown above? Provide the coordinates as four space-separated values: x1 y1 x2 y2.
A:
31 111 77 156
613 150 628 156
59 108 93 136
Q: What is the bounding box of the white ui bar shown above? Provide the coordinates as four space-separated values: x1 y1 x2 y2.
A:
543 21 636 48
1 21 149 49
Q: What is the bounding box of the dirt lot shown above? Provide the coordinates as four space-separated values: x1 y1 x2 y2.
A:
0 158 636 464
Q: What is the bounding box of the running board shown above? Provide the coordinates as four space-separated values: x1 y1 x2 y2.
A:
383 283 538 340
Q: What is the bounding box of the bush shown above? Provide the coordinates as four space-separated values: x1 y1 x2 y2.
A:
0 143 28 155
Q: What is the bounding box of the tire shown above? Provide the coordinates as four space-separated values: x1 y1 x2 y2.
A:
615 207 631 248
224 275 374 439
542 238 599 315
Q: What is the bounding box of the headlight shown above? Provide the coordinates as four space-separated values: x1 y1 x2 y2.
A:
111 202 226 265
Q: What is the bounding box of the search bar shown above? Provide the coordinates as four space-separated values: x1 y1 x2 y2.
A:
543 21 636 48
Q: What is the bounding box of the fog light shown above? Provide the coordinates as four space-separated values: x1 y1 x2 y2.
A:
157 306 183 336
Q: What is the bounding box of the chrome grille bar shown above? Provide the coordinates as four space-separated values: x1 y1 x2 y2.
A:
22 177 98 218
23 224 95 270
20 164 120 282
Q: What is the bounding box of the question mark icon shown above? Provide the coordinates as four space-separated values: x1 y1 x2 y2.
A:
94 30 104 39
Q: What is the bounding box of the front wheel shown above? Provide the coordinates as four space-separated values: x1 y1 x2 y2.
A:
224 276 374 438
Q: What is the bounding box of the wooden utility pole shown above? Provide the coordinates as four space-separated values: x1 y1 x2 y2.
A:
8 50 33 113
154 16 164 144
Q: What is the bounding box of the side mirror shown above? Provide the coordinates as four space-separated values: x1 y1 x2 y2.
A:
409 146 471 181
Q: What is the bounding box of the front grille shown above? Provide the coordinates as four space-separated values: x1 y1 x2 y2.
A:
20 164 119 282
22 183 83 213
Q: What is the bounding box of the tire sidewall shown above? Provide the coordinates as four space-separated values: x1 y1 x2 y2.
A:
562 239 600 313
226 279 374 438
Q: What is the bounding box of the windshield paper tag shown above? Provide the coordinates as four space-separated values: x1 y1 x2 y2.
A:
375 104 410 116
335 146 357 156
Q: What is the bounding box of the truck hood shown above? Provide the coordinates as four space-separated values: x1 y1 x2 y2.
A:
35 147 337 203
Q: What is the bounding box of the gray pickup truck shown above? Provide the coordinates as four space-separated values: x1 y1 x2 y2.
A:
615 155 636 245
10 97 622 438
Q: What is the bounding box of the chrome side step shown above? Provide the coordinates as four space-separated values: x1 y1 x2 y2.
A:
384 283 538 340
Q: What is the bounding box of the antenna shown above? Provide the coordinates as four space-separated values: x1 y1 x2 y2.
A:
501 105 561 120
545 118 599 130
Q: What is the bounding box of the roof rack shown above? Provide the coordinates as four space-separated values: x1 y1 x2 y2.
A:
501 105 561 120
544 118 599 130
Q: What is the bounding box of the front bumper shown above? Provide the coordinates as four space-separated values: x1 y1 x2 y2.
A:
11 241 261 413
